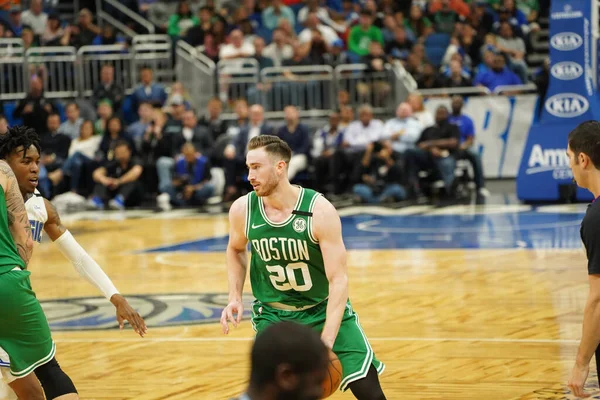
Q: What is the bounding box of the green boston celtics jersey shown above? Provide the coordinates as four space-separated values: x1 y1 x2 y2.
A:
0 186 26 274
246 187 328 309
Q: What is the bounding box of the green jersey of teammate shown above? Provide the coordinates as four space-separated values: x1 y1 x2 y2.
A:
246 187 327 309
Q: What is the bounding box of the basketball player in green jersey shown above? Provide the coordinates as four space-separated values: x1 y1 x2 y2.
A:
0 126 147 400
221 135 386 399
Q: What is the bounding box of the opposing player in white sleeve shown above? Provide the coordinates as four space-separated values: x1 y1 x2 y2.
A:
0 126 146 400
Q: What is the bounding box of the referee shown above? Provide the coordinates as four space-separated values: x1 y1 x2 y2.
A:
567 120 600 397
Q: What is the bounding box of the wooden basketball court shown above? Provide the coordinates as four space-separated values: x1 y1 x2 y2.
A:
22 204 595 399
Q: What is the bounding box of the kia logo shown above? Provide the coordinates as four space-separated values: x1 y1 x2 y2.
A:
545 93 589 118
550 62 583 80
550 32 583 51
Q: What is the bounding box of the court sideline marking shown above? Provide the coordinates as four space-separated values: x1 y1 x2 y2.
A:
53 336 581 344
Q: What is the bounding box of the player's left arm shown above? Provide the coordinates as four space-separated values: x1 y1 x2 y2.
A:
43 198 147 337
312 196 349 349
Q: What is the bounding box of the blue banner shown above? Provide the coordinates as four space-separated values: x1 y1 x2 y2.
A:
541 0 600 123
517 0 600 201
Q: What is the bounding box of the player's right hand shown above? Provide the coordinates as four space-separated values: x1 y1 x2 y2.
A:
220 300 244 334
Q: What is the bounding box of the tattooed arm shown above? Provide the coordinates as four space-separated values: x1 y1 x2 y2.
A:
43 198 67 241
0 161 33 266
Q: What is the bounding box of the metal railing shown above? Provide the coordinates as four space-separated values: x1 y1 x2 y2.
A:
0 39 26 101
416 86 492 97
260 65 335 116
96 0 155 37
217 58 260 115
175 41 216 113
335 64 394 114
25 47 78 98
131 35 174 85
77 44 132 98
493 83 538 95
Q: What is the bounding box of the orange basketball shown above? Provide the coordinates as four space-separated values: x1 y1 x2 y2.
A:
321 348 343 398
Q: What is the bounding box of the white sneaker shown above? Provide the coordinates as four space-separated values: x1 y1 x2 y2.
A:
478 188 491 197
157 193 172 211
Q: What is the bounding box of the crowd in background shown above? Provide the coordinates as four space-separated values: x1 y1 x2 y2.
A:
0 0 551 210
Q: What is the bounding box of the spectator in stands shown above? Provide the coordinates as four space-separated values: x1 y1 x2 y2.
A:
449 96 489 197
180 109 213 155
495 22 528 83
385 25 413 62
132 66 168 109
93 25 125 46
381 15 397 44
358 41 391 106
363 0 383 28
353 140 406 204
41 13 64 46
48 120 102 194
342 104 383 185
13 75 56 135
429 0 470 17
443 59 472 87
496 0 534 36
348 10 383 63
298 0 329 24
21 0 47 35
93 64 124 111
262 0 295 30
91 140 144 210
431 0 462 35
340 0 359 27
252 37 274 70
339 105 354 130
198 97 228 141
404 5 433 39
311 111 345 195
5 6 23 37
62 8 101 48
164 82 192 111
219 28 255 66
406 93 434 128
417 63 444 89
405 105 460 196
184 6 212 47
298 12 340 46
94 100 114 136
99 116 136 162
127 102 154 151
21 27 38 55
40 113 71 174
303 29 328 65
468 1 494 38
517 0 539 23
440 51 471 79
223 104 273 201
383 102 423 155
168 1 198 38
0 116 7 135
327 39 348 66
474 52 522 91
476 47 495 76
58 103 83 140
141 108 168 175
225 99 250 138
157 142 214 210
277 18 297 43
276 106 311 181
263 27 293 67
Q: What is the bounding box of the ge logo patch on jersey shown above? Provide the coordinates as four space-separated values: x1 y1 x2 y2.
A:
40 293 254 330
293 218 306 233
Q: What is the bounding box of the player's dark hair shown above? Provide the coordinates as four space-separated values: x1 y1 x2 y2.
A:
247 135 292 164
250 322 328 387
0 125 41 159
568 121 600 169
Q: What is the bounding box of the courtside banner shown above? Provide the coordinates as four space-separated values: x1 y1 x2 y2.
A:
516 0 600 201
540 0 599 123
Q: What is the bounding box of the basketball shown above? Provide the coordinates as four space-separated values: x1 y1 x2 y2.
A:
321 348 342 398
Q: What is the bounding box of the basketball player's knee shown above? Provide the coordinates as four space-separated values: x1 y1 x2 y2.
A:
348 366 386 400
34 358 77 399
9 374 45 400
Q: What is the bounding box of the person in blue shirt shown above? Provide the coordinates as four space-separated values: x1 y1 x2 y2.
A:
448 96 489 197
473 52 522 92
275 106 311 182
162 142 214 208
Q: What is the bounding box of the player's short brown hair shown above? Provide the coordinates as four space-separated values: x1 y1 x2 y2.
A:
247 135 292 164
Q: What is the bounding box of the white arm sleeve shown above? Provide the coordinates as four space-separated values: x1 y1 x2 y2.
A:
54 230 119 300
